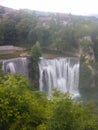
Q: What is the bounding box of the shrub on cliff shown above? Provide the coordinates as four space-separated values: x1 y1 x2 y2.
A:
29 41 42 89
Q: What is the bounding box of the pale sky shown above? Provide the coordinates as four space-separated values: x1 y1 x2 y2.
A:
0 0 98 15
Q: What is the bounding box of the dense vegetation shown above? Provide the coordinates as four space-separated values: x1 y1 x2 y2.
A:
0 72 98 130
0 6 98 59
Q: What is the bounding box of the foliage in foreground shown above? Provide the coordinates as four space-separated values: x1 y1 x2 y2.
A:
0 74 98 130
0 74 49 130
47 91 98 130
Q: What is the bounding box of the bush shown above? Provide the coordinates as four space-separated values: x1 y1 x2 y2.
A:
29 41 42 89
0 75 98 130
0 74 49 130
47 90 98 130
31 41 42 60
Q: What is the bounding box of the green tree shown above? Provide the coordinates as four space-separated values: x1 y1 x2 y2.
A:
0 74 49 130
0 21 4 45
47 90 98 130
35 26 50 47
29 41 42 89
3 19 17 45
15 9 37 44
31 41 42 60
80 39 94 46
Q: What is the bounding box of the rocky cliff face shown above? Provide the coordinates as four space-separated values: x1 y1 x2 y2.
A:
79 45 95 63
79 44 98 89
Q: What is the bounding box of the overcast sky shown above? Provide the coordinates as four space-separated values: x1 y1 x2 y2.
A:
0 0 98 15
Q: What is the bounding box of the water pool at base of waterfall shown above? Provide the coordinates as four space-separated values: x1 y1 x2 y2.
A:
79 87 98 102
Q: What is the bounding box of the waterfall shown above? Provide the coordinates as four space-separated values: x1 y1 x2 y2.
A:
1 57 28 77
39 57 80 98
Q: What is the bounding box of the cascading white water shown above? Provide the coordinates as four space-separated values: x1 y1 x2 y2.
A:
39 57 80 98
1 57 28 77
6 62 16 73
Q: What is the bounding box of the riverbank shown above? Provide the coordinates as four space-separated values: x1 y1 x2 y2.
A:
0 45 27 60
